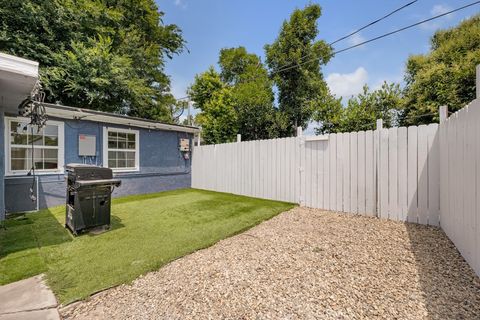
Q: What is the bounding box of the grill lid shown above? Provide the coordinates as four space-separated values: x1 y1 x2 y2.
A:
66 163 113 180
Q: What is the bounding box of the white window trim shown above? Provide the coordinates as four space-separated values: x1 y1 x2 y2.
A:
4 116 65 176
102 127 140 173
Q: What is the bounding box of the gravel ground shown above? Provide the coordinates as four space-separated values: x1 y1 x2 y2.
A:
61 207 480 319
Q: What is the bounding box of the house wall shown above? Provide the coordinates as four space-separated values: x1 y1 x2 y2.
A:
4 117 193 213
0 110 4 220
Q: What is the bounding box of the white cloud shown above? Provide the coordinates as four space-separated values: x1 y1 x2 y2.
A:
348 33 366 47
420 4 454 30
326 67 368 98
174 0 187 9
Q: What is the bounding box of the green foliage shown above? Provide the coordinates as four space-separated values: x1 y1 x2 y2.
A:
0 189 294 304
0 0 184 122
315 83 402 134
402 15 480 125
265 3 333 134
219 47 277 141
199 87 239 144
188 68 238 144
188 67 225 112
189 48 277 143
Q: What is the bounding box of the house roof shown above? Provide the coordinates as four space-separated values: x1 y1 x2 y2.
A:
0 52 39 111
43 103 200 134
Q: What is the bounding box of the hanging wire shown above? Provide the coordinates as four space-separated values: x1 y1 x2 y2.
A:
18 79 48 203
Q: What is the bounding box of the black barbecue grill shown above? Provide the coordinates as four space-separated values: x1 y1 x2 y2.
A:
65 164 121 235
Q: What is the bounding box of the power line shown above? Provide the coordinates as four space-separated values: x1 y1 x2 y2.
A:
178 0 479 101
274 0 480 74
270 0 420 79
329 0 418 46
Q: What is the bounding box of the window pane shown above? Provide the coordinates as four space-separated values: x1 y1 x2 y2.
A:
126 159 135 168
108 159 116 168
108 131 118 148
11 148 28 158
11 133 28 145
33 160 44 170
118 159 127 168
117 133 127 149
32 134 43 146
44 136 58 146
43 125 58 136
44 159 58 169
118 151 126 160
108 140 117 148
108 151 117 160
32 148 43 159
127 141 135 149
126 152 135 160
127 133 135 142
44 149 58 159
11 158 31 171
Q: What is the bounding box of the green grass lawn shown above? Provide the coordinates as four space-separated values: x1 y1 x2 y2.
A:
0 188 294 304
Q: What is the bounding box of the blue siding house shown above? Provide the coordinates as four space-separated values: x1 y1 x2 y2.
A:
0 53 199 218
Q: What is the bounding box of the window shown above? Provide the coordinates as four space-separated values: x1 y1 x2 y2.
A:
103 127 139 172
5 118 64 175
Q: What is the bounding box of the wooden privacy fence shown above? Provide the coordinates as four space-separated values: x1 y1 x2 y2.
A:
440 98 480 277
192 123 441 226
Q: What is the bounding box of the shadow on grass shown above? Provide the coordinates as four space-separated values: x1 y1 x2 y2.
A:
0 208 72 258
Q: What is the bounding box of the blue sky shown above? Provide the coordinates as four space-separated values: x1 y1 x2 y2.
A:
158 0 478 104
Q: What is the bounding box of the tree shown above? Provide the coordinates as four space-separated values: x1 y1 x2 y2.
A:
188 68 237 143
314 83 403 134
196 87 238 144
0 0 184 122
189 48 278 143
341 83 402 132
188 67 224 112
219 47 276 140
401 14 480 125
265 3 333 135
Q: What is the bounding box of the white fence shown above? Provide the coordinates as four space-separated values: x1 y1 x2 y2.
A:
440 98 480 277
192 123 441 226
192 98 480 277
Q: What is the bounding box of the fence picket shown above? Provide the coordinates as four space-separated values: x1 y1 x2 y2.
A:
350 133 358 214
379 129 389 219
398 127 408 222
365 130 375 216
389 127 398 221
357 131 366 215
407 126 418 223
428 124 440 226
330 134 337 211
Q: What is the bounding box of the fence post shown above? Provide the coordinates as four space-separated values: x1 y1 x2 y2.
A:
299 131 305 206
376 119 383 130
439 105 448 123
297 126 303 137
237 134 241 142
197 132 201 147
477 64 480 99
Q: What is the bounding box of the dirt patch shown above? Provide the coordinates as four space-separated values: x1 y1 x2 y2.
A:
61 207 480 319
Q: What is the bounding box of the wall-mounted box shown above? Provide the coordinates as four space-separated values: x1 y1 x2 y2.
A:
79 134 96 156
179 138 190 151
